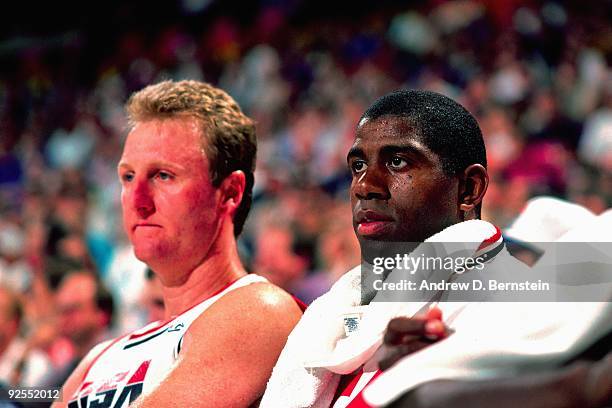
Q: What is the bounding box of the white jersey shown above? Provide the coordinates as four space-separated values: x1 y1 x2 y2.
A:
67 274 267 408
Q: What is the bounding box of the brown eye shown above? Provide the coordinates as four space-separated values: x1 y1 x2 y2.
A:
388 157 408 170
351 160 367 173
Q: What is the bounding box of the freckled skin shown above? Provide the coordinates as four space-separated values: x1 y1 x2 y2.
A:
118 118 223 286
349 115 460 244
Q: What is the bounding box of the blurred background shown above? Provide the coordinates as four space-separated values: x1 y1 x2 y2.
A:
0 0 610 391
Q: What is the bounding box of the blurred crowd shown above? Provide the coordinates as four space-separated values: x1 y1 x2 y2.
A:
0 0 610 390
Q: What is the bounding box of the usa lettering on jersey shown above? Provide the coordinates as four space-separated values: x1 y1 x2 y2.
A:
68 360 151 408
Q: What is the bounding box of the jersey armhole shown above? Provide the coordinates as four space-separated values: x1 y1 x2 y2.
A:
80 334 128 383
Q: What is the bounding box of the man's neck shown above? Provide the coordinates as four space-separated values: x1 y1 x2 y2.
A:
160 232 247 318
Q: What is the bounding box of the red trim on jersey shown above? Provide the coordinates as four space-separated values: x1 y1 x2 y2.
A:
80 275 268 391
477 225 502 251
127 360 151 384
82 276 247 384
333 369 382 406
291 294 308 312
334 370 363 403
128 321 170 340
96 371 129 392
79 334 128 385
345 370 383 408
128 276 244 341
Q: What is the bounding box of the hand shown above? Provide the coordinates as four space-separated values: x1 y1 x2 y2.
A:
379 307 448 371
584 352 612 408
387 353 612 408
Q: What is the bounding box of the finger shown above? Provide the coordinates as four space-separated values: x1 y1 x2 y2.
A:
426 306 443 321
379 341 431 371
425 320 447 339
585 353 612 407
385 317 426 345
384 329 420 346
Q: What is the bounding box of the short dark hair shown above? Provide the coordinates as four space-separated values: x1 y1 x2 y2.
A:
95 282 115 329
360 90 487 176
59 271 115 329
126 80 256 236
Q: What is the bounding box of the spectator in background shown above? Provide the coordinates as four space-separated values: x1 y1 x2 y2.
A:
254 223 309 290
103 241 148 335
0 3 609 405
44 108 96 172
295 210 360 304
48 271 114 387
141 268 164 323
0 285 53 388
579 90 612 171
0 217 31 294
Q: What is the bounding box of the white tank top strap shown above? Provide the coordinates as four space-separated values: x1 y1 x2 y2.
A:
179 274 268 323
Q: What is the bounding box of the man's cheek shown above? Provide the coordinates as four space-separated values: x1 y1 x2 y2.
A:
185 188 217 213
121 208 133 237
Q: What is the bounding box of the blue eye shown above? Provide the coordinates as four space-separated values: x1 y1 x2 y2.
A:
121 173 134 182
157 171 173 181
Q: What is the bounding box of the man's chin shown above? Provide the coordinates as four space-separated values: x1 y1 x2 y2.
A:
356 231 399 243
357 235 421 264
357 236 393 260
133 245 166 265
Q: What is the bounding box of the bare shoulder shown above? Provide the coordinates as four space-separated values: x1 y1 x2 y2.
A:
183 281 303 348
132 281 303 406
210 281 302 315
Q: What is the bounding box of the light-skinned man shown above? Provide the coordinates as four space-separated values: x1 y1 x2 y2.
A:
54 80 303 408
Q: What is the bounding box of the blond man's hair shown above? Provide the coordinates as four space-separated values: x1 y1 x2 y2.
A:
125 80 256 236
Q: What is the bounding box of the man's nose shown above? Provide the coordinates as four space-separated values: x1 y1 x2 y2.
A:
132 178 155 219
353 166 390 200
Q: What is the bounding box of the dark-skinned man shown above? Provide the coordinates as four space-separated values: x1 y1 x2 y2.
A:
261 90 612 408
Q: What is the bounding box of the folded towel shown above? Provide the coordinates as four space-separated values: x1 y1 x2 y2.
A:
261 220 501 408
363 300 612 406
363 211 612 407
259 265 362 408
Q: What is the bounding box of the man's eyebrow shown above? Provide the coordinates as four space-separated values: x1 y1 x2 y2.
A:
379 144 428 159
117 161 187 171
117 162 130 171
347 146 364 161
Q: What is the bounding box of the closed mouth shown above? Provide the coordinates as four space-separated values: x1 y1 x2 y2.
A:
133 223 162 231
354 209 393 224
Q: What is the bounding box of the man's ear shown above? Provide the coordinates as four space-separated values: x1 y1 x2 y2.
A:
458 164 488 220
219 170 246 217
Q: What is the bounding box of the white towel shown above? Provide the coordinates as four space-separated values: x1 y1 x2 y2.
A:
259 265 362 408
260 220 501 408
362 301 612 406
362 212 612 407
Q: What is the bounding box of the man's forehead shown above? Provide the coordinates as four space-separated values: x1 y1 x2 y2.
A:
355 115 421 142
119 118 207 166
351 115 426 152
58 274 96 301
124 118 201 145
